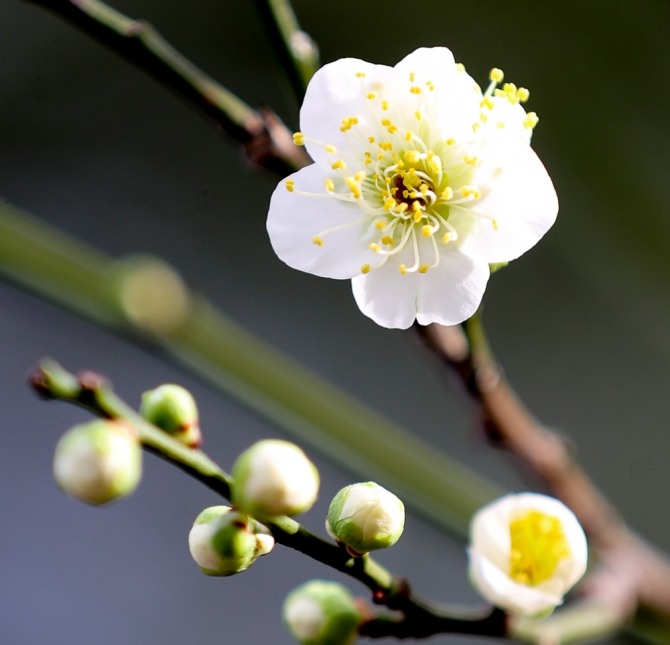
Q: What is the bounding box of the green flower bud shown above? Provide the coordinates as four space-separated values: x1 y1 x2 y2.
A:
283 580 360 645
188 506 275 576
326 482 404 556
140 383 201 448
53 419 142 505
231 439 320 519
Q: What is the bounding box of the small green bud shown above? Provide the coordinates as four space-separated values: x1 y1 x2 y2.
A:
140 383 201 448
326 482 404 556
231 439 320 519
188 505 275 576
283 580 361 645
53 419 142 505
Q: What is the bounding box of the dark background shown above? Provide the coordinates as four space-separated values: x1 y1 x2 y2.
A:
2 1 670 643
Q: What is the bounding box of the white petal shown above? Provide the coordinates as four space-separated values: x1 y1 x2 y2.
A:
352 241 488 329
479 96 532 144
415 250 489 327
469 550 563 617
267 164 379 279
395 47 482 141
300 58 394 169
351 263 421 330
460 138 558 263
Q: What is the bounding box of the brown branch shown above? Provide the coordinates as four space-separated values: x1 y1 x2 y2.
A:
417 320 670 639
24 0 310 174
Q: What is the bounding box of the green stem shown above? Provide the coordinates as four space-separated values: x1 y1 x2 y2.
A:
24 0 307 173
0 200 500 537
252 0 319 102
32 359 506 641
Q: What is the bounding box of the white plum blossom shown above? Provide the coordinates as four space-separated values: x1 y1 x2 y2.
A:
468 493 588 617
267 47 558 329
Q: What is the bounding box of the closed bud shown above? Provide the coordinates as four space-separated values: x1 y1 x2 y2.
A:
140 383 201 448
326 482 404 556
53 419 142 505
231 439 319 519
283 580 360 645
188 506 275 576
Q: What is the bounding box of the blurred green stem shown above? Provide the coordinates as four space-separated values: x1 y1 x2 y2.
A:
24 0 308 173
252 0 320 101
0 200 500 536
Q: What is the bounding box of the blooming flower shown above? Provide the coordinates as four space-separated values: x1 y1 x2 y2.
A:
468 493 588 617
267 47 558 329
326 482 404 556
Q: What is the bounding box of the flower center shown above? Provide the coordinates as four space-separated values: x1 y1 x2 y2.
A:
508 510 571 586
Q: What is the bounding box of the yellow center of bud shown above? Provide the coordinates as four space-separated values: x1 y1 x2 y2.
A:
509 510 571 586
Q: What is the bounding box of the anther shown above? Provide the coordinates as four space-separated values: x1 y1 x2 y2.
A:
313 235 324 246
361 264 371 274
324 179 335 193
292 132 305 146
331 159 347 170
418 264 430 274
489 68 504 83
285 179 295 192
369 242 381 253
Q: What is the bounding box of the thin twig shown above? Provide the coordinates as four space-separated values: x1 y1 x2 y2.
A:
24 0 309 173
252 0 319 102
417 317 670 642
30 359 508 641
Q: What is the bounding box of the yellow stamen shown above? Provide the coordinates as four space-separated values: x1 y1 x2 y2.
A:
509 510 571 586
361 264 371 274
313 235 324 247
292 132 305 146
285 180 295 192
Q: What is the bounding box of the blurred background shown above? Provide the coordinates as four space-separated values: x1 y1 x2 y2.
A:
2 1 670 643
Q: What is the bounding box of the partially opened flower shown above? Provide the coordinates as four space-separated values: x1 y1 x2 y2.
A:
267 47 557 329
468 493 588 617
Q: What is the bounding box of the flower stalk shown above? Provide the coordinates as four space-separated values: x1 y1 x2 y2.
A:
252 0 319 102
30 359 506 641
